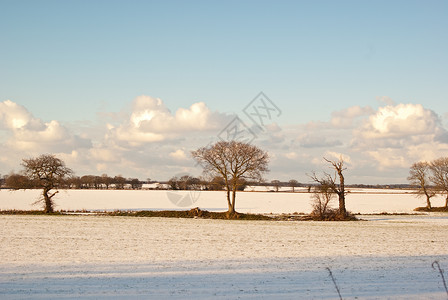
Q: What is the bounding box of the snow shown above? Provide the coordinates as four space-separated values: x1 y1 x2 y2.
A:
1 188 445 214
1 190 448 299
1 215 448 299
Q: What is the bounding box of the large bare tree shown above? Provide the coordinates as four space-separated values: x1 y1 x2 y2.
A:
309 157 347 217
430 157 448 208
22 154 73 213
192 141 269 215
408 161 436 209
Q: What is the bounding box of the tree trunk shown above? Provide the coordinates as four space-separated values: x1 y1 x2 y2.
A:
230 189 237 214
337 170 346 217
445 195 448 208
226 189 232 212
43 188 54 213
426 195 432 209
338 193 346 216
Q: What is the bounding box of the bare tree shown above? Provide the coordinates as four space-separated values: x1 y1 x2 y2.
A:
208 176 225 190
309 156 347 217
271 180 281 192
168 176 180 190
408 161 436 209
311 181 335 219
114 175 126 189
288 179 299 192
22 154 73 213
430 157 448 208
5 173 34 189
129 178 142 189
101 174 113 189
192 141 269 215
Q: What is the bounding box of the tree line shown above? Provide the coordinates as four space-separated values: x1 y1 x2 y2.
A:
2 173 145 190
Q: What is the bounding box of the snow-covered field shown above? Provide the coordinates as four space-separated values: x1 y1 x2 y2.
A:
1 215 448 299
1 188 446 214
1 189 448 299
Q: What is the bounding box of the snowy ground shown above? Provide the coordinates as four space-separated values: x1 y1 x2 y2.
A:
1 188 445 214
1 214 448 299
1 190 448 299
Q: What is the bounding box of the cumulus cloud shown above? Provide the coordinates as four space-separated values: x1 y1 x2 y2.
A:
357 103 441 139
0 100 43 130
0 100 91 152
107 95 230 146
330 105 374 128
349 103 448 170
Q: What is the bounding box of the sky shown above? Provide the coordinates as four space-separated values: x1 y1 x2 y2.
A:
0 0 447 184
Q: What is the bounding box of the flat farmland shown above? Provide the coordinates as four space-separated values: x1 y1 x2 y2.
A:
1 189 448 299
1 214 448 299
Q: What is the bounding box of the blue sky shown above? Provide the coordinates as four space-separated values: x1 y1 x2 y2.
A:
1 0 447 184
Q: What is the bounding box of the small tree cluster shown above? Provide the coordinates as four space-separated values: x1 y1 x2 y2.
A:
309 156 349 220
168 175 202 190
408 157 448 208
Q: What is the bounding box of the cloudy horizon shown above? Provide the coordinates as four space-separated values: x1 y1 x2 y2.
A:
1 95 447 185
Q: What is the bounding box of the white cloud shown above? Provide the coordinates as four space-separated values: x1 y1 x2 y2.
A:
0 100 91 152
349 103 448 172
0 100 43 130
169 149 188 160
367 149 408 169
330 105 374 128
108 95 230 146
357 103 440 139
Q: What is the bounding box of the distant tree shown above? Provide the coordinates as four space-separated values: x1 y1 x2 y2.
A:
271 180 281 192
21 154 73 213
309 156 348 218
236 178 248 191
192 141 269 215
114 175 126 189
101 174 113 189
129 178 142 189
81 175 95 189
311 181 336 220
168 176 179 190
187 177 202 190
92 176 102 189
408 161 436 209
178 175 193 190
208 176 225 190
5 173 34 189
67 176 82 189
288 179 299 192
430 157 448 208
